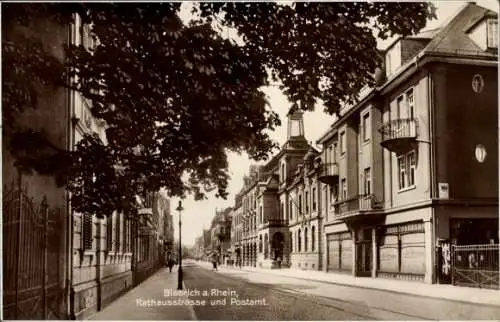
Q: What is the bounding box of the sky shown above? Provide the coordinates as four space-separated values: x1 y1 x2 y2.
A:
171 0 499 247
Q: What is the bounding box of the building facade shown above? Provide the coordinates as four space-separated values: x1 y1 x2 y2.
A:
3 9 71 320
3 10 174 320
134 192 170 285
230 194 244 265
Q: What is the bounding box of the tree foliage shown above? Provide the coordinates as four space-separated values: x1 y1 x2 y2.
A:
2 2 436 218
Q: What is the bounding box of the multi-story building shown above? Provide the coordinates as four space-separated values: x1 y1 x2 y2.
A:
317 2 498 288
240 166 262 267
202 229 212 260
287 144 325 271
3 9 176 320
3 8 72 319
162 199 175 261
210 207 232 264
230 193 244 265
134 192 170 284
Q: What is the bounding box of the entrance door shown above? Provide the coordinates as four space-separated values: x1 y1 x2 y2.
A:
356 229 372 277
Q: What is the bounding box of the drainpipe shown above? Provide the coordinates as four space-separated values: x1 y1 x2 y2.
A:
428 70 437 283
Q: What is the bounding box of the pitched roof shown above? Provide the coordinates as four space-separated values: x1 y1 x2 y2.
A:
424 3 498 56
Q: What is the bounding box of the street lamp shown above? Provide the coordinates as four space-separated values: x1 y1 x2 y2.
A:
176 200 184 290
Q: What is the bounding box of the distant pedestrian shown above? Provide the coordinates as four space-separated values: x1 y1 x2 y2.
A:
167 258 174 273
212 253 218 271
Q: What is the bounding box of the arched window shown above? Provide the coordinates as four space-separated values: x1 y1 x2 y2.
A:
305 227 308 252
264 234 269 259
312 226 316 252
298 229 302 252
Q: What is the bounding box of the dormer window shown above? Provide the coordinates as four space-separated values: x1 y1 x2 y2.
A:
467 17 498 51
487 19 498 49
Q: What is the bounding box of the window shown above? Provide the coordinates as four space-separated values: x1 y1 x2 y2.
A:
305 228 308 252
312 226 316 252
312 187 317 211
281 163 285 183
340 131 346 154
397 96 405 122
364 168 371 195
305 191 309 213
298 229 302 252
362 113 371 141
115 213 121 252
333 143 337 162
281 202 285 220
386 52 392 76
289 200 293 220
341 179 347 200
408 151 416 187
487 19 498 48
330 184 337 204
298 194 302 215
398 155 406 190
82 213 93 251
328 146 333 163
398 150 417 190
406 89 415 120
106 215 113 251
259 206 263 224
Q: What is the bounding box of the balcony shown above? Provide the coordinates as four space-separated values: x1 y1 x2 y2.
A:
260 219 288 229
379 118 418 153
334 195 384 220
317 163 339 185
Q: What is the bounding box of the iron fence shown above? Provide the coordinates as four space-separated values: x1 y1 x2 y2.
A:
2 180 65 320
452 244 499 289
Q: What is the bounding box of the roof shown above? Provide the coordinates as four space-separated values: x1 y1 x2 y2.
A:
318 2 498 143
424 3 498 56
407 27 441 40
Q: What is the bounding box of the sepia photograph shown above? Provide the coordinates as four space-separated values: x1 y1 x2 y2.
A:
2 0 499 321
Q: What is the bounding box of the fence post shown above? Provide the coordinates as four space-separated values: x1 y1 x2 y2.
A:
43 197 48 319
15 172 22 319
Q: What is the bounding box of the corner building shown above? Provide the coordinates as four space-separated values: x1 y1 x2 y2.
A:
318 3 498 287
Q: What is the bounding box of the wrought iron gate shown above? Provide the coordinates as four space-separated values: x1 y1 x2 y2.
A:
3 180 65 319
452 244 499 289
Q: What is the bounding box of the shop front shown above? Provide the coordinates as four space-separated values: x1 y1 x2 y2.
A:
377 221 426 282
326 231 353 273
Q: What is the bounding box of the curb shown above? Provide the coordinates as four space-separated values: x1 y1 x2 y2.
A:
183 281 199 321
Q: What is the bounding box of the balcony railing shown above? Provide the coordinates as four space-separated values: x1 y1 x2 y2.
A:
379 118 418 152
260 219 288 228
317 163 339 185
334 194 383 217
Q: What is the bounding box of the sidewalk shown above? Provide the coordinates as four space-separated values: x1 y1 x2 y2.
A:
195 261 500 307
89 267 197 320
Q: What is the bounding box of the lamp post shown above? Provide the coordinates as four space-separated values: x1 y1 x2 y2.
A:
176 200 184 290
